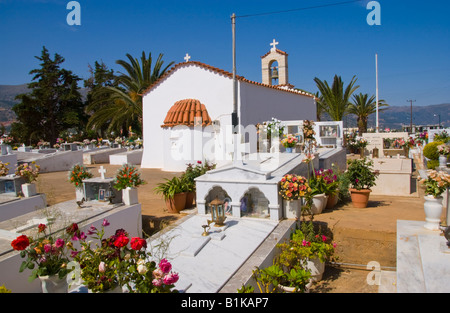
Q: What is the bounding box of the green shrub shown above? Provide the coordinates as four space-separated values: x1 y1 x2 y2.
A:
423 141 444 160
427 159 440 170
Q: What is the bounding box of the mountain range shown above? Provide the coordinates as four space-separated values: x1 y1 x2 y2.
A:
0 84 448 131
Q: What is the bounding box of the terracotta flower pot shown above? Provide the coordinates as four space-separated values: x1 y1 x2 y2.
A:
185 191 196 209
350 188 371 208
165 192 187 213
325 193 338 210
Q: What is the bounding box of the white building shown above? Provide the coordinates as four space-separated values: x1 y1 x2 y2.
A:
141 43 317 171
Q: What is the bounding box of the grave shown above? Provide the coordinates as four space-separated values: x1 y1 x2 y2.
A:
0 176 25 197
61 143 79 152
195 152 320 221
109 149 143 165
396 220 450 292
0 145 17 174
0 199 142 292
147 214 287 293
370 157 414 196
0 194 47 222
17 150 83 173
362 132 409 157
82 166 122 203
83 147 127 165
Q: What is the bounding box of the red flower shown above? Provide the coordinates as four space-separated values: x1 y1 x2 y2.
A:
11 235 30 251
66 223 79 234
114 235 129 248
38 223 46 233
130 237 147 250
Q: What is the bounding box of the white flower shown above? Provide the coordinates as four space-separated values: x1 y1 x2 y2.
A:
137 264 147 274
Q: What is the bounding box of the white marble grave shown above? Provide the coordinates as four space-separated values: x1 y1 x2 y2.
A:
147 214 279 293
83 147 127 164
370 157 414 196
109 149 143 165
0 199 142 292
396 220 450 293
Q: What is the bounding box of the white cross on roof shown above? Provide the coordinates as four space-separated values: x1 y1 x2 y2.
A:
184 53 191 62
270 39 279 51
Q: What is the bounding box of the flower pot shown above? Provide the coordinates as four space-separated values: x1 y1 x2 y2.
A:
283 199 302 219
75 187 84 201
165 192 187 213
439 155 447 168
39 275 68 293
185 191 196 209
285 147 293 153
122 187 138 205
311 193 327 214
278 281 313 293
21 183 37 197
350 188 371 208
325 193 338 210
306 258 326 282
423 195 443 230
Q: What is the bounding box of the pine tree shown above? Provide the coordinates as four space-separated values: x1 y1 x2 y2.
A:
11 46 84 145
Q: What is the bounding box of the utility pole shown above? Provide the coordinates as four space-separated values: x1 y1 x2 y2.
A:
375 54 379 133
231 13 238 134
407 99 416 133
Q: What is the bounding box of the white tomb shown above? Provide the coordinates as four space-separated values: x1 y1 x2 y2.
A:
195 152 319 221
83 147 127 164
109 149 143 165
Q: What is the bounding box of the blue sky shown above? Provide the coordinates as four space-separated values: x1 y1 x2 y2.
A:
0 0 449 108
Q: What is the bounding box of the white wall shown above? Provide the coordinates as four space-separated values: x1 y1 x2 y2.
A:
141 65 234 169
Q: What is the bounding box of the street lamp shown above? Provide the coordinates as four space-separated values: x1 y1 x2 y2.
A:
434 114 441 129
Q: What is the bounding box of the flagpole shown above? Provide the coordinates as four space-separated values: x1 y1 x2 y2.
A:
376 53 379 133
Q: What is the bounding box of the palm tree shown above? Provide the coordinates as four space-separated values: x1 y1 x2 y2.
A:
86 51 174 136
313 75 359 121
348 93 389 135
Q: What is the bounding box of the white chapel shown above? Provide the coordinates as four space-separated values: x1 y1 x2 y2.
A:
140 40 317 171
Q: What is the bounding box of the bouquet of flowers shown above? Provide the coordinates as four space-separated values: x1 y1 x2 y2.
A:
10 223 73 281
437 144 450 156
302 120 316 141
393 138 406 149
418 170 450 198
263 118 285 139
0 161 9 176
415 132 428 146
68 164 93 188
114 164 146 191
355 137 368 149
281 134 299 148
279 174 311 200
1 136 14 145
15 161 40 184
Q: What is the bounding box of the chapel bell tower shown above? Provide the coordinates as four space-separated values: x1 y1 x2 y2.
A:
261 39 289 86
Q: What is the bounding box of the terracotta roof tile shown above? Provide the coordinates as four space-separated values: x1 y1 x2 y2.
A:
141 61 317 100
161 98 212 128
260 48 289 59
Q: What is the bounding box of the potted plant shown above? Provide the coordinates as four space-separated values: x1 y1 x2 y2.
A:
10 223 73 293
276 220 337 284
355 137 368 158
68 164 93 201
437 144 449 168
418 170 450 230
318 168 339 210
251 263 311 293
154 176 189 213
0 161 9 176
15 161 40 197
308 169 331 214
113 164 146 205
344 158 379 208
279 174 311 219
281 134 298 153
181 161 216 209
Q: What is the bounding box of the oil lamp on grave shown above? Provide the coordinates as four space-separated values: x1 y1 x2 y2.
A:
208 197 227 227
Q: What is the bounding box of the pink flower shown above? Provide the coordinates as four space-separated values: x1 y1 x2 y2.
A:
322 235 327 242
102 219 110 227
55 238 65 248
99 261 106 273
44 244 52 253
152 279 162 286
152 268 163 279
163 272 179 285
159 258 172 273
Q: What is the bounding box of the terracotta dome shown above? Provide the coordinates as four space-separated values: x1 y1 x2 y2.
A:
161 99 212 128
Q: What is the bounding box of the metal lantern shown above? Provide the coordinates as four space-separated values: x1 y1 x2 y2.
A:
209 197 227 227
372 147 379 158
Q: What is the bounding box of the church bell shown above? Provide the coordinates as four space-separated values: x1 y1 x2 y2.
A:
270 66 279 80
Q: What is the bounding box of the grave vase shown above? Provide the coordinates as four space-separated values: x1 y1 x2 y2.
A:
306 258 326 282
423 195 443 230
283 199 302 219
22 183 37 197
285 147 293 153
311 193 327 214
75 187 84 201
122 186 138 205
39 275 68 293
439 155 447 168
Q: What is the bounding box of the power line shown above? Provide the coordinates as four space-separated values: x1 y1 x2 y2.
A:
235 0 364 18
